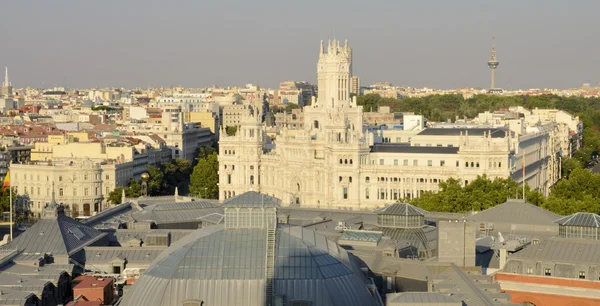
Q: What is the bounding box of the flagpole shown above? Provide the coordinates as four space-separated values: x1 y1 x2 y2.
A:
9 179 12 241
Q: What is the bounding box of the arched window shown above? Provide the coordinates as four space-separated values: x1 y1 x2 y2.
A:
349 177 352 183
297 183 300 192
476 162 480 168
499 162 502 168
339 176 342 182
340 159 343 164
314 120 319 129
350 159 353 164
365 177 370 183
465 162 469 167
470 162 474 167
344 159 348 164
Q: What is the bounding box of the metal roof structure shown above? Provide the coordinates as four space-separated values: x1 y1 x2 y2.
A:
430 264 510 306
111 229 194 247
84 247 165 264
4 205 106 257
132 202 223 225
386 292 461 305
417 127 507 138
339 230 383 243
120 225 377 306
467 199 560 226
370 144 460 154
82 203 136 229
508 237 600 265
376 203 427 216
555 212 600 227
373 226 437 255
221 191 281 208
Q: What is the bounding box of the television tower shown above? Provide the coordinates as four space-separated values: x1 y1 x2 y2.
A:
487 35 499 90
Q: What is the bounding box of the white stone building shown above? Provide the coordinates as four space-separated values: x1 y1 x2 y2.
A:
218 40 564 210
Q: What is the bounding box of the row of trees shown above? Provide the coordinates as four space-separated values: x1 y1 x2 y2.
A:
356 93 600 122
409 169 600 216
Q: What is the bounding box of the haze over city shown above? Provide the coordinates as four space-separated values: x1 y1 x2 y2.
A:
1 0 598 89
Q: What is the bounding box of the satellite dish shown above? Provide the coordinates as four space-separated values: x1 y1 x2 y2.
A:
497 232 505 243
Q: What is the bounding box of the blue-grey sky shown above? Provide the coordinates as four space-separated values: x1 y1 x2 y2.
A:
1 0 598 90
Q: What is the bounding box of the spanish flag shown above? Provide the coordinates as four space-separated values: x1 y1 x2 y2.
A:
2 170 9 190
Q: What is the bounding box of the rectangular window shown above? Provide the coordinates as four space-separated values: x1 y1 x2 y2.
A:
365 188 369 199
379 159 384 165
343 187 348 199
386 277 393 290
427 160 432 167
526 267 533 275
84 188 89 196
394 159 398 166
544 268 551 276
403 159 408 166
228 174 231 184
413 160 418 166
440 160 445 166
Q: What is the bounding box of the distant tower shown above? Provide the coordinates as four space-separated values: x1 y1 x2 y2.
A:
1 67 13 97
487 35 499 91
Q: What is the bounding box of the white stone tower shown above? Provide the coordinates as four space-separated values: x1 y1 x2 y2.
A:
317 39 353 109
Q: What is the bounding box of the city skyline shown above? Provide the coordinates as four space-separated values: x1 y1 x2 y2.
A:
1 1 598 90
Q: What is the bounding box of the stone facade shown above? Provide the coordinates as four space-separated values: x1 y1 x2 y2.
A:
218 40 564 210
11 159 108 218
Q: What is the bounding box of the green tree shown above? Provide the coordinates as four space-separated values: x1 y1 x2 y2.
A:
126 180 141 198
147 166 165 196
561 158 583 178
408 176 545 213
108 187 124 205
189 152 219 199
0 188 17 213
285 103 300 112
226 126 238 136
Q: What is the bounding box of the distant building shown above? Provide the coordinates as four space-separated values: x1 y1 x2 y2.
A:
351 75 361 95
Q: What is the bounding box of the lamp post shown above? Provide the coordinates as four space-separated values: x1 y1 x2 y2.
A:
204 187 207 199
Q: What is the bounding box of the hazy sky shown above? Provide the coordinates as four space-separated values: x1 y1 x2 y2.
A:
1 1 598 90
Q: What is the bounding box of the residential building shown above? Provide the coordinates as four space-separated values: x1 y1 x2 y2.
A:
351 75 360 95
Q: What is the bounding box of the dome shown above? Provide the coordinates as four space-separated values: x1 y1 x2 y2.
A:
120 225 376 306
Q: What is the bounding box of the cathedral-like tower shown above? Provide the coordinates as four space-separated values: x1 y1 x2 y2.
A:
317 39 353 109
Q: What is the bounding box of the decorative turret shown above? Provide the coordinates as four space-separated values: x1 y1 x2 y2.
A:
42 182 64 219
